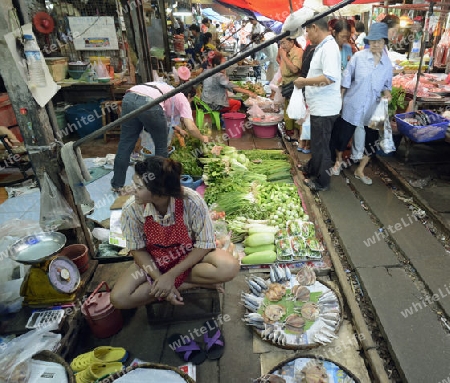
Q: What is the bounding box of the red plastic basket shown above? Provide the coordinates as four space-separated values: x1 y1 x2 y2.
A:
394 110 449 143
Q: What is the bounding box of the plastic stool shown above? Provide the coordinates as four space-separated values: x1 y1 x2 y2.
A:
193 96 221 130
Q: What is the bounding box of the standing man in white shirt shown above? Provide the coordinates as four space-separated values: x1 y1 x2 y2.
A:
294 16 342 192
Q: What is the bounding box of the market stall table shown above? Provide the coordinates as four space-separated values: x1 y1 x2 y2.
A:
0 259 98 359
57 78 128 102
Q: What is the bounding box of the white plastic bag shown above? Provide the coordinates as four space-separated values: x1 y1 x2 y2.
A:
0 325 61 383
39 172 80 230
300 113 311 140
380 119 396 154
287 87 306 120
95 60 109 78
368 98 388 130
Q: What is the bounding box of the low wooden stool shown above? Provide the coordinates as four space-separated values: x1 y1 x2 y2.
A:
146 289 221 325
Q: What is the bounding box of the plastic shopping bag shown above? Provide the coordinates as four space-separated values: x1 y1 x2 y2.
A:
299 113 311 140
380 118 396 154
40 172 80 230
368 98 388 130
287 87 306 120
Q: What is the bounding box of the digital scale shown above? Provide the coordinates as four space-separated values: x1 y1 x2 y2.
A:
8 232 81 307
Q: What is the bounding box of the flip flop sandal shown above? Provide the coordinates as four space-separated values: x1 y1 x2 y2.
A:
203 319 225 360
75 362 123 383
71 346 128 373
301 148 311 154
168 334 207 365
354 173 373 185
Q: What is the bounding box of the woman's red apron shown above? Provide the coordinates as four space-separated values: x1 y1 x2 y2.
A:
144 198 193 288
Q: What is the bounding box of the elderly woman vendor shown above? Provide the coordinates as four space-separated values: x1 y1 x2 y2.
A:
111 156 240 309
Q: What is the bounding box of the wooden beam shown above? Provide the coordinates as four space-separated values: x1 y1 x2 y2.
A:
0 0 92 252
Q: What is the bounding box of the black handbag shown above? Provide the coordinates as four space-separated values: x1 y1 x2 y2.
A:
281 82 294 99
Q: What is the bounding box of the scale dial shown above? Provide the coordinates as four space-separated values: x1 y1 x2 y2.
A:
48 256 80 293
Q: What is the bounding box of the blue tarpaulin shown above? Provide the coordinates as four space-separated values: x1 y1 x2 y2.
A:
254 12 283 34
201 8 231 23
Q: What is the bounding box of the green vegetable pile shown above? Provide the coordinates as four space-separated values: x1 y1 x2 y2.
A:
201 146 304 236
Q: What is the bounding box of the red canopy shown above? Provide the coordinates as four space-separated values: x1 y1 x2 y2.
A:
219 0 378 22
219 0 304 22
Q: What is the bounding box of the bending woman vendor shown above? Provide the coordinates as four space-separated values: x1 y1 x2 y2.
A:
111 82 208 193
111 156 240 309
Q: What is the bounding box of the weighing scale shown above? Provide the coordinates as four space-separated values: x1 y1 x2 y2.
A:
8 233 81 307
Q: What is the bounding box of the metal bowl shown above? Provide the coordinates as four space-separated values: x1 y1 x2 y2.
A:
8 232 67 264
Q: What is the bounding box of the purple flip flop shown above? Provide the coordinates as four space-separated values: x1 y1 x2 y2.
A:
168 333 207 365
203 320 225 360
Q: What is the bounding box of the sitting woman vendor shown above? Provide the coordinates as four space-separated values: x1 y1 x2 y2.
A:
201 51 258 113
110 156 240 309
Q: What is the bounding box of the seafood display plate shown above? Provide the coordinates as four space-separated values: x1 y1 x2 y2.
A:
261 355 360 383
242 267 342 350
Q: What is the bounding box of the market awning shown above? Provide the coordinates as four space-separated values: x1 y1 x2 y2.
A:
218 0 378 22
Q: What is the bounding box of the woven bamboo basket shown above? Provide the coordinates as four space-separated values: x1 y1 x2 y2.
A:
32 350 76 383
258 354 362 382
94 363 195 383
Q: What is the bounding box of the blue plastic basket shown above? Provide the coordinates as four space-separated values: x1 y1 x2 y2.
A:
395 110 449 143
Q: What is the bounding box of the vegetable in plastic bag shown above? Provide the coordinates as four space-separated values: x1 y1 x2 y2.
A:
368 98 388 130
286 87 307 121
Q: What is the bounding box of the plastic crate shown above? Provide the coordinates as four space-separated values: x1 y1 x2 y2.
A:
395 110 449 143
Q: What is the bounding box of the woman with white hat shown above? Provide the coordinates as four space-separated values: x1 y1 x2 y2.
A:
330 22 392 185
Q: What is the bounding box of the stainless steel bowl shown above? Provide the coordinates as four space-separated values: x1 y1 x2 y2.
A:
9 232 67 264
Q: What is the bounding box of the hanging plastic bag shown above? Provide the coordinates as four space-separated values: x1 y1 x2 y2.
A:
380 118 396 154
368 98 389 130
40 172 80 230
287 87 306 120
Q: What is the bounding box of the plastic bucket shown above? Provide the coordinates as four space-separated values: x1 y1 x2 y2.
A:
81 281 123 339
252 123 278 138
58 244 89 274
65 103 102 138
223 113 246 139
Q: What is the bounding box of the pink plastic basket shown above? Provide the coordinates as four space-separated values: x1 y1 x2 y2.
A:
223 112 246 138
252 123 278 138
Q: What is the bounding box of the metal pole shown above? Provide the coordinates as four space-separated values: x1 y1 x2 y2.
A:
73 0 356 149
412 2 434 111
